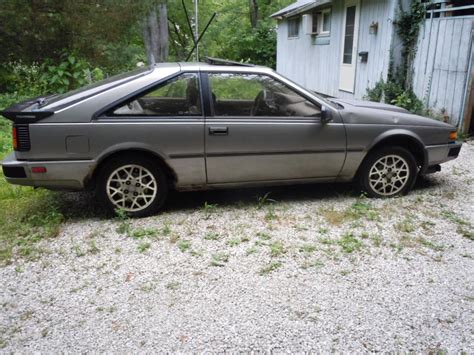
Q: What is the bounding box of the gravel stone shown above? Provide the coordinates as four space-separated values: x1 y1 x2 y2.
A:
0 143 473 352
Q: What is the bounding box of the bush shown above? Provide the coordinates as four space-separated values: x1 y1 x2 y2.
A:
0 52 105 97
39 53 104 94
365 79 423 115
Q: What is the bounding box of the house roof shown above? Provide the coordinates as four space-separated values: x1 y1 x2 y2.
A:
271 0 331 19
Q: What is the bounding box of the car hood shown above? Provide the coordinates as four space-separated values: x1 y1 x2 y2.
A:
332 98 409 114
333 98 454 129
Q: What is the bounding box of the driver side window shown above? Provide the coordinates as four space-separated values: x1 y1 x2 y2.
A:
208 73 321 117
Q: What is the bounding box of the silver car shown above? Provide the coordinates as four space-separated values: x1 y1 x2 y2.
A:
1 59 462 217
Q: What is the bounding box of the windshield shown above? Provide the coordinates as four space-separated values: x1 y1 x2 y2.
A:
39 67 152 110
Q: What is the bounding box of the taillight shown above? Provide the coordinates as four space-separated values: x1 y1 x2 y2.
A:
12 126 18 150
12 124 31 151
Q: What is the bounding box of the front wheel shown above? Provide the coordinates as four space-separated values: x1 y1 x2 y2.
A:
358 146 418 198
96 156 168 217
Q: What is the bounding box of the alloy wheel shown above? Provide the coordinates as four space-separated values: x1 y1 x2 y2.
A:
106 164 158 212
368 155 410 196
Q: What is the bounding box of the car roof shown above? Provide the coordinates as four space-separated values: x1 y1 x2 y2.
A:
152 61 274 75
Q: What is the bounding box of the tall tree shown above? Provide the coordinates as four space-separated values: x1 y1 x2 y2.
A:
249 0 259 28
143 0 169 64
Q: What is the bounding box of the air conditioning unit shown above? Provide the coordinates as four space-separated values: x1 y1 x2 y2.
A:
302 14 315 35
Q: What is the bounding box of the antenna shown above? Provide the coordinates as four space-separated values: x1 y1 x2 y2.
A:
195 0 199 61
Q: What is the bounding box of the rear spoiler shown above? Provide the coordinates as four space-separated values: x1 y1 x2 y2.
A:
1 96 54 123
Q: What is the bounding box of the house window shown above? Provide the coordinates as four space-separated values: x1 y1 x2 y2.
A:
288 17 300 38
312 8 332 35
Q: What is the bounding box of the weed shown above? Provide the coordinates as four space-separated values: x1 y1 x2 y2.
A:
227 238 241 247
318 227 329 235
177 240 191 252
246 245 258 255
257 232 271 240
72 245 85 257
203 202 218 219
395 218 415 233
115 208 131 235
319 237 336 245
441 210 469 226
161 222 172 236
300 260 324 269
337 233 363 253
269 241 286 257
299 244 318 253
390 243 403 253
348 198 379 221
256 192 276 209
165 281 180 290
137 242 151 253
458 226 474 241
130 228 158 239
169 234 180 244
259 261 282 275
210 252 229 267
264 206 278 221
140 282 155 293
190 249 203 257
371 234 383 247
87 240 100 254
418 238 445 251
204 232 220 241
360 232 370 239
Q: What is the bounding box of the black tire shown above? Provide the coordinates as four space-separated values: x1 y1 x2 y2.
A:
358 146 418 198
96 155 168 217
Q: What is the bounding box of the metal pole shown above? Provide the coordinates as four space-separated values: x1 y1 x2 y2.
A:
195 0 199 61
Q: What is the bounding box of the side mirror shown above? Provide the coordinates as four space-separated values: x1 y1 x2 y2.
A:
321 105 332 123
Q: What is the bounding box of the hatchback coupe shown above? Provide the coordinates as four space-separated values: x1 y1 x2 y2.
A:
1 58 462 217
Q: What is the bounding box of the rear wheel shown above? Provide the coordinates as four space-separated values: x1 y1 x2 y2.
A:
358 146 418 198
96 156 168 217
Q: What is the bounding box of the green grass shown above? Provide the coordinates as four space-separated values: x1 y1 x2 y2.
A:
269 241 286 257
177 240 191 252
210 252 229 267
259 261 282 275
337 232 363 253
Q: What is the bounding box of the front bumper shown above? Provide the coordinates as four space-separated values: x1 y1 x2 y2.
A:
423 142 462 173
1 153 95 190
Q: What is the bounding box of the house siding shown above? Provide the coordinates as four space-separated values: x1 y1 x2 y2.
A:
412 16 474 126
276 0 396 99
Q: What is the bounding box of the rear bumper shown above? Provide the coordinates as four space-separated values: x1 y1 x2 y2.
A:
1 153 94 190
423 142 462 173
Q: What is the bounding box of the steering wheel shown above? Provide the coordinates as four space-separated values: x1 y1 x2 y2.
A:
251 90 268 116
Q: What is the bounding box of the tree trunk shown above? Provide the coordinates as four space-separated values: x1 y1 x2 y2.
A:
143 0 169 64
249 0 259 28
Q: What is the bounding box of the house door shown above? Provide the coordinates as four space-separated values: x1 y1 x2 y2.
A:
339 0 360 93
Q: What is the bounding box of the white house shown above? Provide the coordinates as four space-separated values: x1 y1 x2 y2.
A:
271 0 474 134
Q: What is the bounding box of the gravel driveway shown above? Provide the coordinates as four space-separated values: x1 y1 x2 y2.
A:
1 143 473 352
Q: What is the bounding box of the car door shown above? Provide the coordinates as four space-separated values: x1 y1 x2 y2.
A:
203 71 346 184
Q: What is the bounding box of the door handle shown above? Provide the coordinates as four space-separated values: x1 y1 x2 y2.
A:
209 126 229 136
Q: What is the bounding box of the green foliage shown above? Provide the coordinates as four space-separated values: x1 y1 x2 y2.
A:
365 79 424 115
39 53 104 94
392 90 424 114
394 0 426 83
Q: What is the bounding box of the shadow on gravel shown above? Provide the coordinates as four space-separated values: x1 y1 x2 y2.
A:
56 182 356 220
56 174 443 221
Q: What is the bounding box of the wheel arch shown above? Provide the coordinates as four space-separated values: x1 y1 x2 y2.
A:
356 130 428 177
85 147 177 190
